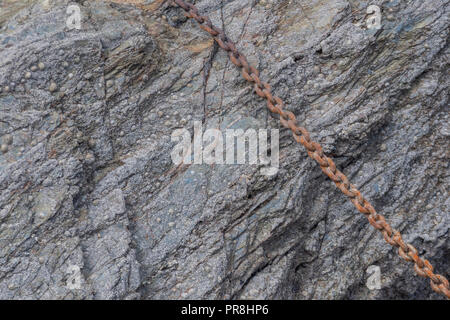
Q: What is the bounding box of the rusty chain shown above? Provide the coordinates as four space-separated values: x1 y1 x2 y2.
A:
170 0 449 299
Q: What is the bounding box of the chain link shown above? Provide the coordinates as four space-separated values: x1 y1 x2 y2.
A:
171 0 449 299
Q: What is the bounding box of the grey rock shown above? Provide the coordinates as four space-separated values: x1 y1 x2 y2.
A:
0 0 448 300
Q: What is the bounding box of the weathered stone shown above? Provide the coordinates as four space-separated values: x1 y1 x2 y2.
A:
0 0 448 300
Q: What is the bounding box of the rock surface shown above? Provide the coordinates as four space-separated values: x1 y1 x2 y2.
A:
0 0 448 299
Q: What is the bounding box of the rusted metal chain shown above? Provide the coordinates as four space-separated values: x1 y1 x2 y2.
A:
171 0 449 299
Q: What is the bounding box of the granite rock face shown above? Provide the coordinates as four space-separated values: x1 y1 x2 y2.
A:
0 0 448 299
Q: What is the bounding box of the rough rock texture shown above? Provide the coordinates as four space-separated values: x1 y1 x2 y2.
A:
0 0 448 299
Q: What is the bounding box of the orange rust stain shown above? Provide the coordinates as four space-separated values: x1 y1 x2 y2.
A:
103 0 165 11
103 0 145 4
141 0 166 11
186 38 214 53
